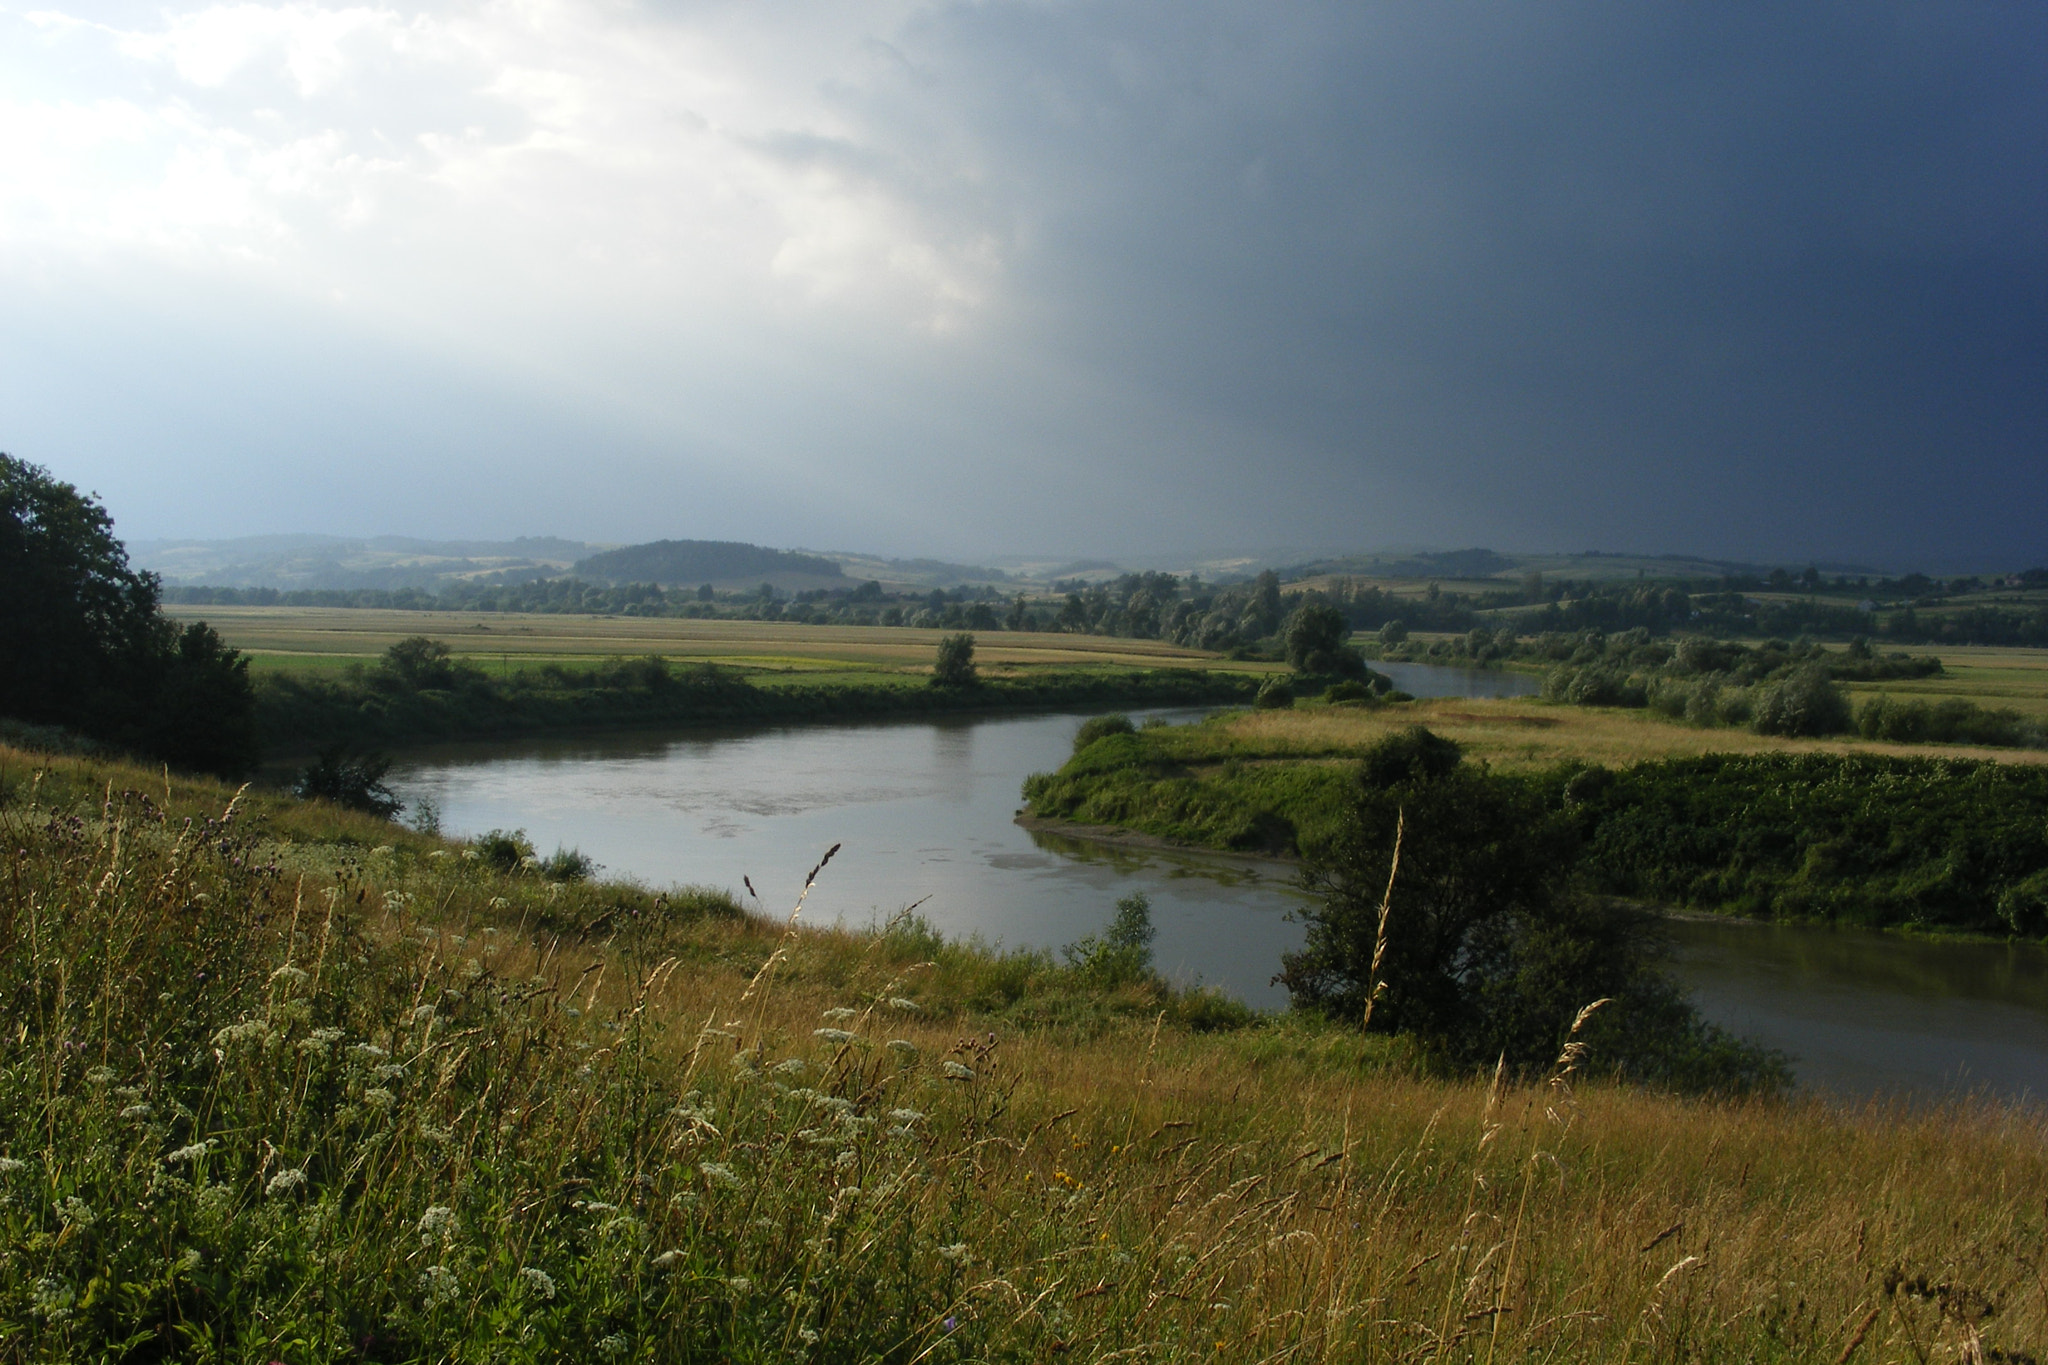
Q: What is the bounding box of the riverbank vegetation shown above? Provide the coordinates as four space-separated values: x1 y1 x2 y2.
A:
4 739 2045 1360
1024 709 2048 935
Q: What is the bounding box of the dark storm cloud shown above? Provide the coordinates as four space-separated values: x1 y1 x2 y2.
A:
849 1 2047 565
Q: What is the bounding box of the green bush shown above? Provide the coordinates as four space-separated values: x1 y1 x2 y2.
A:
1254 678 1294 709
1073 713 1136 752
1062 892 1157 986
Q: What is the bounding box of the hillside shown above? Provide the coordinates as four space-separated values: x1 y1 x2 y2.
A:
573 538 844 586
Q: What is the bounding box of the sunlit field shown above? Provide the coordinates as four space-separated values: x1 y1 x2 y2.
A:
181 605 1273 678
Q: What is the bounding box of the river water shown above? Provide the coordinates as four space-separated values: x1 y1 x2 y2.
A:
384 664 2048 1103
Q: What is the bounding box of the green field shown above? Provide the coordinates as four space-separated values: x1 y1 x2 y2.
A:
181 605 1276 681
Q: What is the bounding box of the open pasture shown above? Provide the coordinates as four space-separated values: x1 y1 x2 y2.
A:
1847 644 2048 718
182 604 1266 676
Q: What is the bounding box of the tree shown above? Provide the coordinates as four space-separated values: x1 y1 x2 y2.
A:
294 745 403 819
0 454 256 774
1284 601 1365 677
932 633 978 687
1280 727 1784 1089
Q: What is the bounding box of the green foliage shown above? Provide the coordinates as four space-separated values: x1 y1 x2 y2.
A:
1072 712 1136 753
1560 752 2048 932
0 454 256 774
1749 664 1853 736
1280 730 1786 1090
930 632 978 688
1283 602 1364 678
1254 678 1294 709
293 746 403 819
1062 892 1157 986
1857 694 2044 747
472 828 537 873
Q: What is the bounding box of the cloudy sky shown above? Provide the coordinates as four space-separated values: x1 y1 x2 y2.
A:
2 1 2041 568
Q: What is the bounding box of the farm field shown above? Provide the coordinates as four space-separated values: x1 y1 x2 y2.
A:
1194 695 2048 771
182 605 1271 677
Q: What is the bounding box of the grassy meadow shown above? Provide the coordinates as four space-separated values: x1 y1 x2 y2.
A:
3 740 2045 1361
182 606 1271 681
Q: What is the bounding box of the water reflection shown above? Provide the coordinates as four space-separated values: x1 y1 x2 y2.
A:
1375 661 1541 699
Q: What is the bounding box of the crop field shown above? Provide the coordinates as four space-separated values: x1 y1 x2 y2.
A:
1842 644 2048 718
1210 695 2048 771
181 605 1271 678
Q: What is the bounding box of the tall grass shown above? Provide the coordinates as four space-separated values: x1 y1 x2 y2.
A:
2 744 2046 1360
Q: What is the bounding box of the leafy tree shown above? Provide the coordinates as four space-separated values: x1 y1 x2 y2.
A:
1073 713 1135 753
932 633 978 687
0 454 255 774
1284 602 1365 677
1254 677 1294 709
378 636 466 690
1377 619 1409 646
1280 727 1784 1089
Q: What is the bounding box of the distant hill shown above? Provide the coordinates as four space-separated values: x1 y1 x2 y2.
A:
133 535 588 590
573 540 843 586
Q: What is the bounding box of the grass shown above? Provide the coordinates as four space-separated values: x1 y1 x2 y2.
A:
4 741 2046 1359
181 606 1275 678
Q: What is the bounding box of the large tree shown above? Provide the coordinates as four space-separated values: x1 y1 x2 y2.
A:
0 454 256 774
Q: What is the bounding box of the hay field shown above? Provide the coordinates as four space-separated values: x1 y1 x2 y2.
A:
1847 644 2048 718
183 605 1270 676
1221 696 2048 771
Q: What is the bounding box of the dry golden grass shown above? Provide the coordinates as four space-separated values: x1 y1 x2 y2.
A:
7 739 2047 1359
1220 697 2048 771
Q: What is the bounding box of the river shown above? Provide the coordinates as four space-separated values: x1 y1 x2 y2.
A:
384 663 2048 1104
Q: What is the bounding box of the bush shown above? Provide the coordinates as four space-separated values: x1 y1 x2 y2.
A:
1254 678 1294 709
1322 680 1372 703
1073 713 1136 753
1062 892 1157 987
1750 665 1852 736
293 746 403 819
473 829 537 872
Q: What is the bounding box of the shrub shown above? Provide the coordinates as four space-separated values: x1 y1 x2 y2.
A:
931 632 978 687
1750 665 1852 736
1254 678 1294 709
472 829 537 872
1062 892 1157 987
1073 713 1136 752
293 746 403 819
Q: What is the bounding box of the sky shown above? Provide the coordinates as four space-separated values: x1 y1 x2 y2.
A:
1 1 2042 570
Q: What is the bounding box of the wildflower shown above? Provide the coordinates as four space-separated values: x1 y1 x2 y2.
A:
32 1278 75 1321
652 1249 683 1269
417 1205 458 1239
427 850 450 860
725 1276 753 1293
410 1005 435 1025
700 1162 741 1188
363 1088 396 1110
211 1020 273 1048
166 1142 212 1164
56 1197 94 1229
944 1316 958 1333
813 1027 857 1045
772 1058 807 1077
268 964 309 987
937 1242 970 1264
488 895 511 908
596 1334 626 1357
419 1264 460 1308
371 845 394 857
120 1103 154 1120
265 1168 307 1197
349 1043 388 1061
0 1157 26 1174
820 1006 857 1021
518 1267 556 1300
887 997 921 1013
420 1125 454 1145
834 1149 859 1170
84 1065 117 1085
887 1039 918 1059
177 1248 203 1272
799 1328 820 1346
942 1061 974 1081
299 1027 344 1056
888 1108 926 1123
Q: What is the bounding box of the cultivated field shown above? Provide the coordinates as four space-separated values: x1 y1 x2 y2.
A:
1212 695 2048 771
180 605 1271 677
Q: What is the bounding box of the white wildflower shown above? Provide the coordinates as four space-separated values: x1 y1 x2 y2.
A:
299 1027 345 1056
268 964 308 987
725 1276 752 1293
56 1197 94 1228
371 845 394 857
820 1006 857 1021
888 1108 926 1124
834 1149 859 1170
349 1043 388 1061
652 1249 683 1269
937 1242 971 1265
488 896 511 909
84 1065 117 1085
0 1157 26 1174
32 1277 74 1320
942 1061 974 1081
812 1028 857 1046
177 1248 203 1272
211 1020 272 1048
518 1266 556 1300
887 997 922 1013
410 1005 435 1025
120 1103 154 1120
427 850 450 860
418 1264 460 1308
265 1168 307 1197
886 1040 918 1059
699 1162 741 1189
417 1205 457 1239
419 1125 453 1145
166 1142 212 1164
596 1334 627 1358
799 1328 820 1345
363 1088 396 1110
771 1058 808 1077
